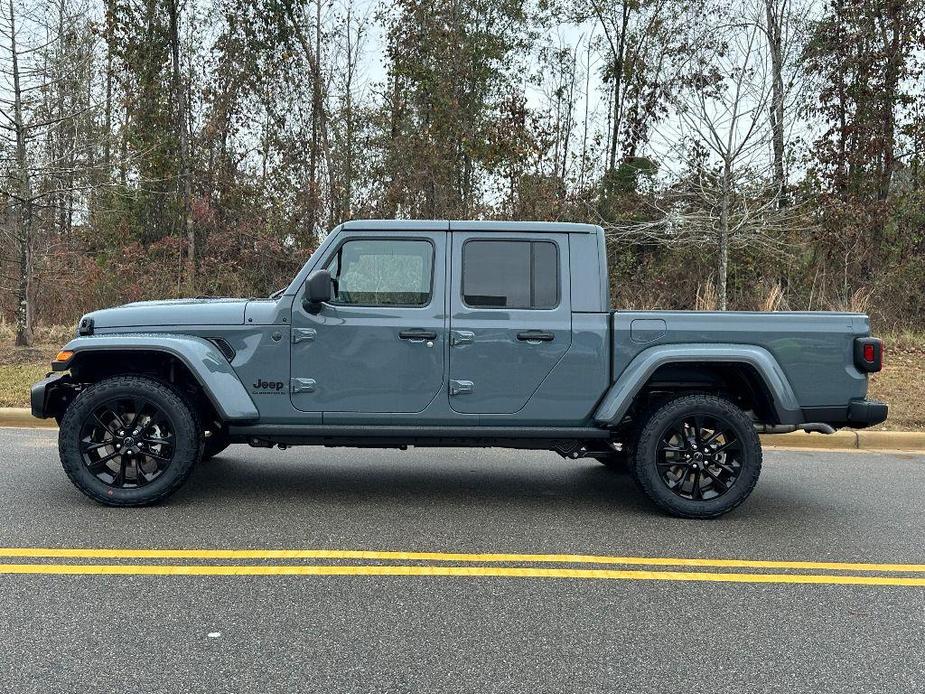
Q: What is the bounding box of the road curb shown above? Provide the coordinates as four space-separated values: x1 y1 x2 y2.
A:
0 408 56 429
759 430 925 451
760 430 858 450
1 407 923 451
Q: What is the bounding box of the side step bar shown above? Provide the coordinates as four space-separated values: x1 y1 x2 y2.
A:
228 424 612 448
229 424 611 440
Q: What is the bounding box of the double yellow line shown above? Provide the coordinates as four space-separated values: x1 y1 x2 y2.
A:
1 548 924 586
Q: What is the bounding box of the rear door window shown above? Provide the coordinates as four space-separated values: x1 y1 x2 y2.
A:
462 240 559 309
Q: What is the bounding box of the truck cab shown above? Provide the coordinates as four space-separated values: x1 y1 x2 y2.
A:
284 220 609 427
33 220 887 518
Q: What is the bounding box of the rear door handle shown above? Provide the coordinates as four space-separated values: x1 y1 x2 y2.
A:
516 330 555 343
399 329 438 341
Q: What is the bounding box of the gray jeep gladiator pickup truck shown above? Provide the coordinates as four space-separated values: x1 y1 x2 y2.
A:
32 220 887 517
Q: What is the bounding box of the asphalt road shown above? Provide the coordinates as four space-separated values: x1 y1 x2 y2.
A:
0 427 923 694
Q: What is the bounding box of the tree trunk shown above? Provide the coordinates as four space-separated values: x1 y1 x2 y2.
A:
55 0 68 237
606 4 631 172
10 0 34 346
716 163 732 311
578 37 592 190
343 4 354 222
877 3 902 202
168 0 193 290
308 0 322 234
103 0 115 170
282 0 326 237
560 47 577 186
765 0 786 205
834 0 848 198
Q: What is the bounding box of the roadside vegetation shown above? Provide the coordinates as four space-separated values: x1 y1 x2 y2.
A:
1 0 922 429
2 1 925 346
2 327 921 431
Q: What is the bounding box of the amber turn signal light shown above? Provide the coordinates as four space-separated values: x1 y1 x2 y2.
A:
54 350 74 363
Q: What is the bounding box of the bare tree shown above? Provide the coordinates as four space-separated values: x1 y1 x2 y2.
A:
763 0 787 199
578 0 717 174
585 0 631 173
755 0 814 205
2 0 34 344
282 0 332 238
168 0 194 287
328 0 370 225
601 12 810 310
0 0 97 344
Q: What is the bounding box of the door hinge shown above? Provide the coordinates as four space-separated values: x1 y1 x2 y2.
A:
292 328 317 344
449 379 474 396
450 330 474 347
290 378 317 394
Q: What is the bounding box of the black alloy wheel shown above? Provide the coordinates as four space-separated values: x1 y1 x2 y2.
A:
655 414 742 501
59 376 202 506
78 395 177 488
633 394 762 518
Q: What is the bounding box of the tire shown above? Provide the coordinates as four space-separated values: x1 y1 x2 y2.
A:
202 430 230 461
58 375 202 506
632 394 761 519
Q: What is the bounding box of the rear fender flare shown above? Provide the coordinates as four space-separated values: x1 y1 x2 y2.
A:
593 343 801 426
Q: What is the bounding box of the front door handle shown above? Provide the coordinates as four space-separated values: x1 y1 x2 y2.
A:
399 329 438 341
517 330 555 343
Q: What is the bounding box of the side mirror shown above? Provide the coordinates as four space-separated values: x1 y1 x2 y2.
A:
303 269 333 312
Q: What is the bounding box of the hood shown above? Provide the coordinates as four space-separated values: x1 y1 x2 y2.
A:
81 298 249 331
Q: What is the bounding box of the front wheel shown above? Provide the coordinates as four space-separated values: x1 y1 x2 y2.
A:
58 376 202 506
633 394 761 519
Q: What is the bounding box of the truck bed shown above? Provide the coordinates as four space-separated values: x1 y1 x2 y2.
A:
611 311 870 409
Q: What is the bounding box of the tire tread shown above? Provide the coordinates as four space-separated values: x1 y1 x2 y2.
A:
58 375 202 507
633 394 762 519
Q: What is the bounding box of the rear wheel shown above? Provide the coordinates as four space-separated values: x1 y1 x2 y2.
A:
58 376 202 506
633 394 761 519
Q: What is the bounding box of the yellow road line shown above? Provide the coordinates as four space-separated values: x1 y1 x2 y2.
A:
0 548 922 573
0 562 923 585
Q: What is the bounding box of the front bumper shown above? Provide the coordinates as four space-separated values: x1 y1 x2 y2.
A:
31 373 71 419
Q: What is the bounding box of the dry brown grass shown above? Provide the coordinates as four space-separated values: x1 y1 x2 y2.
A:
758 282 785 312
0 329 922 430
866 335 925 431
0 342 59 407
694 280 718 310
0 320 74 345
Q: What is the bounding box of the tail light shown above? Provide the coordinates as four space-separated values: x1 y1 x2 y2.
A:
854 337 883 373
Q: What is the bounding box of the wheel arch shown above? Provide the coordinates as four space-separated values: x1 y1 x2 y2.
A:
593 343 802 427
52 335 258 424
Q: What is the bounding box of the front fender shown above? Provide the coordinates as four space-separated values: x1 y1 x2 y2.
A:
593 343 802 426
58 334 259 422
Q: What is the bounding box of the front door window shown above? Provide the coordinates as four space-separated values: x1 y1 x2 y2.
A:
327 239 433 307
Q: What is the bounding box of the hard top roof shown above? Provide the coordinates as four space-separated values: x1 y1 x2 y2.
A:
339 219 601 234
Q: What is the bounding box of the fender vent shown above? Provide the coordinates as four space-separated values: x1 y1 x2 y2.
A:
208 337 236 362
